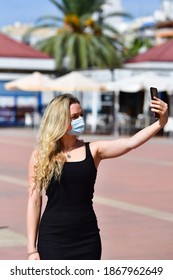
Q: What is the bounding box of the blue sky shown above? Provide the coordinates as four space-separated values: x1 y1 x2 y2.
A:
1 0 161 27
122 0 161 19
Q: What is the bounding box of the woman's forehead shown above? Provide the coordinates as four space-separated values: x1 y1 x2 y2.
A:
70 103 82 113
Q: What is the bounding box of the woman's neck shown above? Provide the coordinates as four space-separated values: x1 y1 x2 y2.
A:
61 136 78 151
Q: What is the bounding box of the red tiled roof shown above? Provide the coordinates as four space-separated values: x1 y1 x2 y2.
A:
127 39 173 63
0 32 50 59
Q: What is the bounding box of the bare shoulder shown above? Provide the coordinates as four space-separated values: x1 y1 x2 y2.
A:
89 139 112 153
89 139 113 157
89 141 100 153
88 141 102 167
89 138 131 160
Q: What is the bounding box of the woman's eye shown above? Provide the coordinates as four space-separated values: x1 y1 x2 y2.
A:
71 114 83 120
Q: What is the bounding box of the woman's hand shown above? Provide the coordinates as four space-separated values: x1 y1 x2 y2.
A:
28 252 40 260
151 97 168 126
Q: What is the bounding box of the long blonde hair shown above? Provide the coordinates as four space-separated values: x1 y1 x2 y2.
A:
34 93 80 191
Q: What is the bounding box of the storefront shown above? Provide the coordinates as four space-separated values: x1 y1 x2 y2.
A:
0 81 41 126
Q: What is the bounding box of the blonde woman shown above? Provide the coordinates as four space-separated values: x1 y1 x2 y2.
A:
27 93 168 260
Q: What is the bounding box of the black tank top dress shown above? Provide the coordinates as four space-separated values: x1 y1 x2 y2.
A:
37 143 101 260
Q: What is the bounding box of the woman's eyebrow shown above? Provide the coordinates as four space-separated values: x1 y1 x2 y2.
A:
70 113 78 117
71 111 83 117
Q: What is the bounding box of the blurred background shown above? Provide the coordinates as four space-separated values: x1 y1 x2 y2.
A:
0 0 173 136
0 0 173 261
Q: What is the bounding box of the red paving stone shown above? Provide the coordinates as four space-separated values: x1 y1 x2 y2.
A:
0 128 173 260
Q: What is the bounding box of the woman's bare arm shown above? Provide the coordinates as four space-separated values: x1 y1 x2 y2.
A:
91 97 168 163
27 150 42 260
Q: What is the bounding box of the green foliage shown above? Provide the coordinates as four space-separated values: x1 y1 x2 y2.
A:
26 0 130 70
123 37 153 61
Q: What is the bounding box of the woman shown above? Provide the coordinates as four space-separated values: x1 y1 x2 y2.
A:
27 93 168 260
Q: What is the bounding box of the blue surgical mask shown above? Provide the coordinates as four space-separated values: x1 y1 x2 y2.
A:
67 116 85 136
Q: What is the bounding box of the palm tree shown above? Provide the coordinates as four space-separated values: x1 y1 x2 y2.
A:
25 0 131 71
123 37 153 61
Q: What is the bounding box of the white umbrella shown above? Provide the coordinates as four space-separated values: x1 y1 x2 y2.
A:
44 71 105 92
104 72 173 94
4 71 53 92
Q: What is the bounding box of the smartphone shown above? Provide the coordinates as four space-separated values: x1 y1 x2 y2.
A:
150 87 159 119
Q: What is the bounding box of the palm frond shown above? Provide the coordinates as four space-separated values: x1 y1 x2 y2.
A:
35 15 63 25
65 33 79 69
48 0 65 13
53 34 68 68
76 35 88 69
100 22 121 37
63 0 105 16
36 36 55 55
102 11 132 20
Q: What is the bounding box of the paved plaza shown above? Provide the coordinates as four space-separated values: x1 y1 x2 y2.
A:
0 128 173 260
